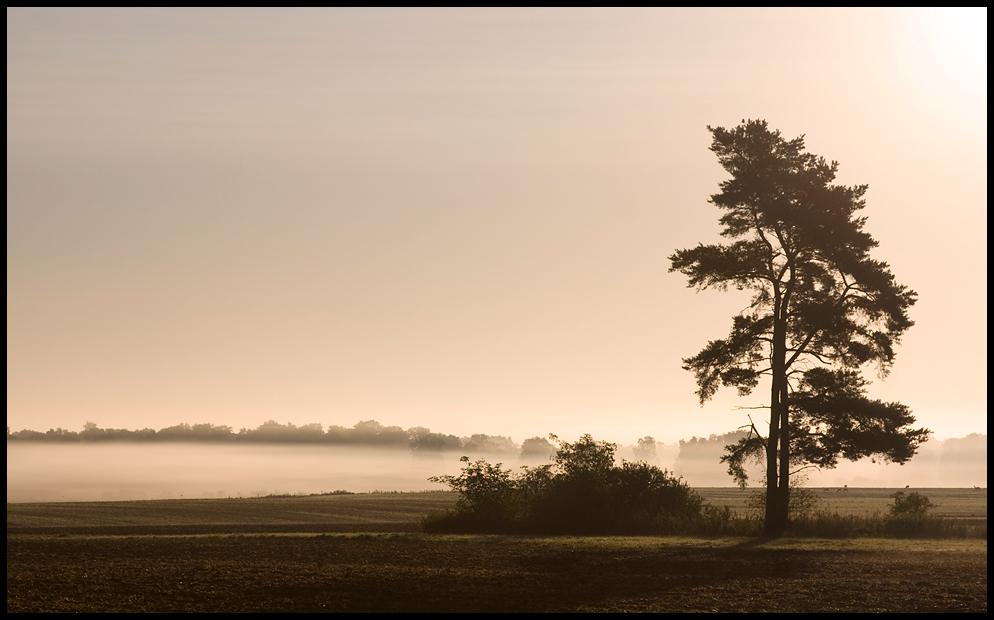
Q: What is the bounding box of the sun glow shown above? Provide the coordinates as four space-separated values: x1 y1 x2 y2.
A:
891 8 987 121
918 8 986 90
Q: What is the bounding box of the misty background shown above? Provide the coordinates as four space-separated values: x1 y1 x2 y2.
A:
7 421 986 502
7 9 986 494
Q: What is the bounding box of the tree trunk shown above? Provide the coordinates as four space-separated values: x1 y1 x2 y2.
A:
777 377 790 534
765 307 790 537
764 414 781 536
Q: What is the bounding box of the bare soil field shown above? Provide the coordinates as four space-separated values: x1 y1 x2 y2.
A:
7 489 987 612
7 492 459 535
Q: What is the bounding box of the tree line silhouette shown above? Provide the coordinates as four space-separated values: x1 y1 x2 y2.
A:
6 419 547 456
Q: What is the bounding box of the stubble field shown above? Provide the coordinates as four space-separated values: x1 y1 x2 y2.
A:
7 489 987 612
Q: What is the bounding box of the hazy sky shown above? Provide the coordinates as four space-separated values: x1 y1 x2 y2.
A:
7 8 987 445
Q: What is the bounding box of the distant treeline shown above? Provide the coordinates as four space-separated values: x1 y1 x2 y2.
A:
6 420 554 457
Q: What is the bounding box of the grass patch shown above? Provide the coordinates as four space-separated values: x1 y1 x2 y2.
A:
785 510 986 539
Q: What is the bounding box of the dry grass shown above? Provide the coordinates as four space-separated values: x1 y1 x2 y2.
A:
695 486 988 519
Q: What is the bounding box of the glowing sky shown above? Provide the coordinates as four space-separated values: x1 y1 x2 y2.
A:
7 8 987 444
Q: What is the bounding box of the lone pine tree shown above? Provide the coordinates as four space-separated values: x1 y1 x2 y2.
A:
670 120 929 536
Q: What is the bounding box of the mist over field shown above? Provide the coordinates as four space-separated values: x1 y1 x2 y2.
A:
7 433 985 503
6 443 464 503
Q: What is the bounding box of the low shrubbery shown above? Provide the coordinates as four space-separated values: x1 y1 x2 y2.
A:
879 490 946 537
756 489 983 539
425 435 706 535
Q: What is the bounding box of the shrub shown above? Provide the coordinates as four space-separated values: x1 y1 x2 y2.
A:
427 457 517 530
883 491 944 537
523 435 618 534
519 436 557 461
427 434 703 535
607 460 703 534
889 491 934 516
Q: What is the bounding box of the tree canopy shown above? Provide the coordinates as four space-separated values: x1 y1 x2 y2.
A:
670 119 928 535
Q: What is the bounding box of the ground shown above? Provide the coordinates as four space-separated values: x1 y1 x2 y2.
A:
7 490 987 612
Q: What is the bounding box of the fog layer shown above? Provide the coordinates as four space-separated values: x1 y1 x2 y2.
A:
7 433 985 503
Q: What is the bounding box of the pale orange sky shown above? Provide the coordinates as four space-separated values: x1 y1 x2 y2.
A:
7 8 987 445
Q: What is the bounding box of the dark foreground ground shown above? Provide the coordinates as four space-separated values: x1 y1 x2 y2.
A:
7 491 987 612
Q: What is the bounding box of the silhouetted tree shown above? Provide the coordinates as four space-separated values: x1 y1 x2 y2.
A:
670 120 929 536
79 421 108 441
519 436 556 460
158 423 194 440
239 420 324 443
674 431 752 485
460 434 519 455
409 427 461 455
633 436 658 463
45 427 81 441
352 419 385 442
324 420 408 446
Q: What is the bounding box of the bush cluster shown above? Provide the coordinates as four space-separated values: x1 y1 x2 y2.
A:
425 434 704 535
881 490 945 537
889 491 933 516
